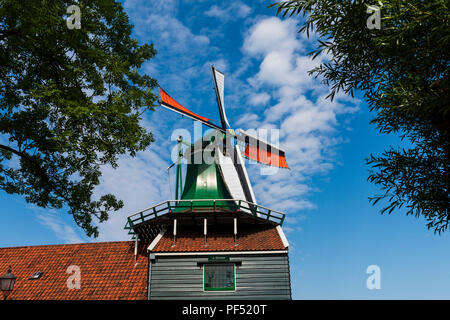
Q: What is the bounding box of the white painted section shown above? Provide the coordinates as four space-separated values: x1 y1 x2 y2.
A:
147 228 167 251
235 145 257 204
154 250 288 256
234 218 237 235
173 219 177 236
216 148 247 207
238 129 286 153
211 66 231 128
276 225 289 248
181 130 220 161
135 235 139 254
213 68 225 108
204 218 207 236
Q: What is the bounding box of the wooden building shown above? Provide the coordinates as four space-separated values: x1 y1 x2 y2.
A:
146 225 291 300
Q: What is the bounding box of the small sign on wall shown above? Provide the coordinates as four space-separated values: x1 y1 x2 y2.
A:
208 255 230 262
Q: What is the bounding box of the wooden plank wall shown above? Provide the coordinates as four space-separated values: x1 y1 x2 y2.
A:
149 253 291 300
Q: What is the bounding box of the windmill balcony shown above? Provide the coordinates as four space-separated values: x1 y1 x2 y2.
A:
124 199 285 241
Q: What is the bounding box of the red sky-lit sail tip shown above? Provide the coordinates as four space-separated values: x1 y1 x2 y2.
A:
237 130 289 169
244 144 289 169
159 87 210 122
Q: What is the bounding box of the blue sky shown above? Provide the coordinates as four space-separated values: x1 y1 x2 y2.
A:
1 0 450 299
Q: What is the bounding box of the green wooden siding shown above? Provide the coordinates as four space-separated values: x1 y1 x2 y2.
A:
174 161 236 211
149 253 291 300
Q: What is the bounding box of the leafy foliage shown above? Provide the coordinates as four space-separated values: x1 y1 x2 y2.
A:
270 0 450 232
0 0 158 237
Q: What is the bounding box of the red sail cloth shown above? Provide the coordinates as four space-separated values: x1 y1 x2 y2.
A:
160 87 210 122
244 144 289 169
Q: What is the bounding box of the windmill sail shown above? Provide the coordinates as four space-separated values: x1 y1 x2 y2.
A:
211 66 230 129
238 130 289 169
160 87 210 122
216 147 248 203
159 87 226 133
233 145 257 204
216 145 258 216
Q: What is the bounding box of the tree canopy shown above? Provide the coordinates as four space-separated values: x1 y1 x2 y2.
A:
270 0 449 232
0 0 158 237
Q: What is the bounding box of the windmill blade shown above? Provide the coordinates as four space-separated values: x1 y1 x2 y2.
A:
233 145 257 204
216 147 248 203
216 145 258 216
159 87 226 133
237 130 290 169
211 66 231 129
159 86 210 122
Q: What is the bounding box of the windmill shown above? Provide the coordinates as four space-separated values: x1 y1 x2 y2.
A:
124 65 289 240
159 66 289 206
122 68 292 300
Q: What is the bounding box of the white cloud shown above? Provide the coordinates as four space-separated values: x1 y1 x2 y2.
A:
235 113 261 128
249 92 271 106
145 14 210 51
94 151 169 241
205 2 252 21
36 211 85 244
243 17 301 57
94 114 175 241
124 0 210 53
239 16 359 225
124 0 218 118
203 58 228 72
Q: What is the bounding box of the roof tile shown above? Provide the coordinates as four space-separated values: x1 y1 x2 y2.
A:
152 225 286 252
0 241 148 300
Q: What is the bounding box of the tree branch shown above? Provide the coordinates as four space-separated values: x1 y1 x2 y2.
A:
0 143 72 204
0 29 21 41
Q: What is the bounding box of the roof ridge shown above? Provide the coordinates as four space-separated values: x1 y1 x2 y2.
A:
0 240 134 250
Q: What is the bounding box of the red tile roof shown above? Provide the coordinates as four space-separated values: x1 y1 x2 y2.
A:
0 241 148 300
152 225 286 252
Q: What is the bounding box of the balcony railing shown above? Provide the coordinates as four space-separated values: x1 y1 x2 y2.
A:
124 199 285 236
